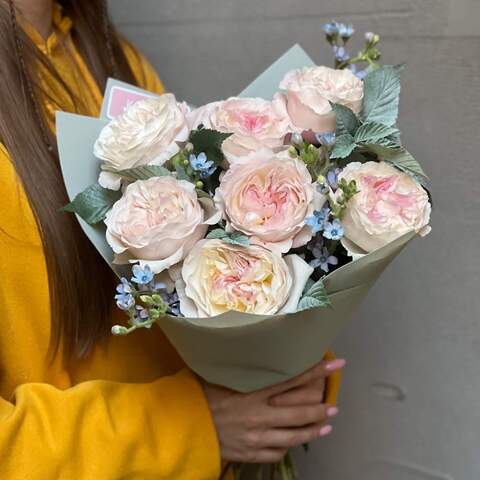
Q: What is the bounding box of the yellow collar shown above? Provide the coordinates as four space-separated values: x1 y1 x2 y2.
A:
21 3 73 55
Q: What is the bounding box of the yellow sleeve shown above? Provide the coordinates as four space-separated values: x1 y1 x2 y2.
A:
0 369 220 479
324 350 342 405
121 39 166 95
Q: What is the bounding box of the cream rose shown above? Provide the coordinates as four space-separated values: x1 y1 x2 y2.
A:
279 66 364 132
104 176 219 273
176 239 313 317
214 149 326 253
339 161 431 252
188 96 292 163
94 95 190 190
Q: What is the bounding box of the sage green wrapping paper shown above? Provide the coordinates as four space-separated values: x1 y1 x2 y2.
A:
56 45 418 392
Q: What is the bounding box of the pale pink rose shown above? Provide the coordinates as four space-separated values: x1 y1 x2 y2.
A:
214 149 327 253
339 161 431 252
94 95 190 190
279 66 364 132
176 239 313 317
188 96 292 163
104 176 220 273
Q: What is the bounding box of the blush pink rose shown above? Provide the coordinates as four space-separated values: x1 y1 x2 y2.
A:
94 95 190 190
104 176 220 273
188 96 293 163
176 239 313 317
338 161 431 252
279 66 364 133
214 149 327 253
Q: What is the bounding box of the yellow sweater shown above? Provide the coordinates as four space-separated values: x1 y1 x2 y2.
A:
0 5 340 479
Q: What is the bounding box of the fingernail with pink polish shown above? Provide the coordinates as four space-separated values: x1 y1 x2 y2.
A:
319 425 333 437
326 406 339 417
325 359 346 371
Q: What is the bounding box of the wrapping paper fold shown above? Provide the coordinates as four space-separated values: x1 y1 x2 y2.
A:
56 45 417 392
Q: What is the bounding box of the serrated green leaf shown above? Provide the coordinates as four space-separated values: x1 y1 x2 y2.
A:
223 232 250 246
113 165 171 181
354 122 399 144
190 128 232 166
206 229 250 246
297 279 332 311
362 64 404 126
63 184 121 224
331 134 356 159
332 103 360 136
362 144 428 183
206 228 228 240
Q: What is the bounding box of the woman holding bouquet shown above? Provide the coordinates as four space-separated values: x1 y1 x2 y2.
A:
0 1 343 478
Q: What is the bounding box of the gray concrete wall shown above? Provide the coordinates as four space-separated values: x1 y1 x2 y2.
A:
109 1 480 478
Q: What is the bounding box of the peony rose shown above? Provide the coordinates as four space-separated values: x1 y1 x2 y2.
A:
188 96 292 163
104 176 220 273
94 95 190 190
279 66 364 132
338 161 431 252
176 239 313 317
214 149 327 253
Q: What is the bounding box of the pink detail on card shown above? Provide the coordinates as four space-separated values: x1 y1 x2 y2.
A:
107 86 155 119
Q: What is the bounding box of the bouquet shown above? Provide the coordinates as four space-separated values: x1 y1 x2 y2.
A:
57 22 431 479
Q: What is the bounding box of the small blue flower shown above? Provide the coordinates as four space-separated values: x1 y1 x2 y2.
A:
131 265 154 285
115 292 135 311
327 168 342 190
323 219 344 240
322 21 339 36
310 247 339 273
305 207 331 234
189 152 216 178
307 235 324 256
349 64 368 80
315 132 336 147
338 23 354 39
333 45 350 62
116 277 132 295
132 305 150 324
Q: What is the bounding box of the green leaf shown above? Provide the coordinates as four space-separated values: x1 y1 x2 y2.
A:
297 279 332 311
63 184 121 224
354 122 399 144
223 232 250 246
331 134 356 159
206 229 250 246
113 165 171 181
206 229 228 240
190 128 232 166
362 64 404 126
362 144 428 183
332 103 360 136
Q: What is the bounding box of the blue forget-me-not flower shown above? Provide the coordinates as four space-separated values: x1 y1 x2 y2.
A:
327 168 342 190
115 277 135 310
333 45 350 62
310 247 339 273
315 132 336 147
323 219 344 240
322 21 339 36
131 264 154 285
189 152 216 178
305 207 331 234
338 23 354 39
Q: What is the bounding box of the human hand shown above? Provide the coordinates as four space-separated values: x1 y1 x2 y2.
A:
202 358 345 463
